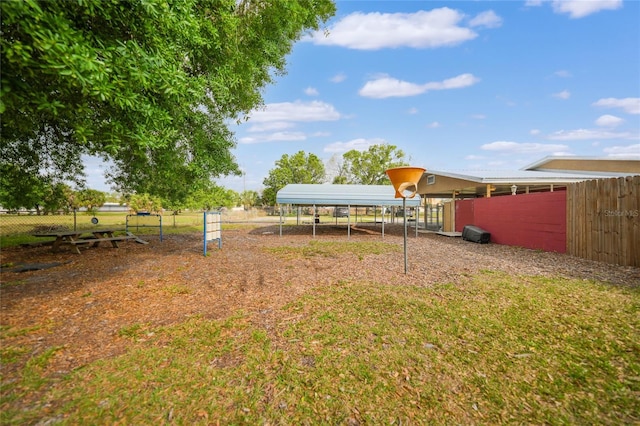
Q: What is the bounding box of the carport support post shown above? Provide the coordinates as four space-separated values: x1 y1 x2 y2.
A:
313 204 316 238
279 205 283 237
452 190 456 233
381 205 385 239
347 204 351 239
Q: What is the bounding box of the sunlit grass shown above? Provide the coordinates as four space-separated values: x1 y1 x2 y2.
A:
2 273 638 425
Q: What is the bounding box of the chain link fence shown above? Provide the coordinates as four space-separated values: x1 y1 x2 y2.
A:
0 210 105 237
0 208 279 238
1 206 439 243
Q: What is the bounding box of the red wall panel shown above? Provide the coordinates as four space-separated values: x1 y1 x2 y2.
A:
454 191 566 253
455 199 474 230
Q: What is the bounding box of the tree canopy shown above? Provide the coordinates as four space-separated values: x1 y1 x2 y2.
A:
184 183 237 211
334 144 408 185
262 151 325 205
76 188 106 213
1 0 335 207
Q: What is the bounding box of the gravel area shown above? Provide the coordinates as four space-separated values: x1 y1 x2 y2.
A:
262 223 640 287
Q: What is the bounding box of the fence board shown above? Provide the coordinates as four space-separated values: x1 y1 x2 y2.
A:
567 176 640 267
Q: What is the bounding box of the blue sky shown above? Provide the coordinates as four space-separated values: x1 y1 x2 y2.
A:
87 0 640 193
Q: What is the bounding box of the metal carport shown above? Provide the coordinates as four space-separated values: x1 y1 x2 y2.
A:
276 184 421 238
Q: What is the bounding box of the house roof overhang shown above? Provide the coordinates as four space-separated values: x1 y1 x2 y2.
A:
417 169 630 198
522 156 640 174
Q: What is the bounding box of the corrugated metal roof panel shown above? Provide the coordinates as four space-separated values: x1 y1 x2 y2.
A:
276 184 421 206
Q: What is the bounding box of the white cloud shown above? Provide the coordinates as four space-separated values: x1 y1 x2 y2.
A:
427 121 441 128
360 77 425 98
551 0 622 18
241 103 340 144
469 10 502 28
530 129 541 135
552 90 571 100
407 107 419 115
595 114 624 127
592 97 640 115
526 1 622 18
304 87 319 96
330 73 347 83
308 8 482 50
425 73 480 90
481 141 570 154
247 122 294 133
239 132 307 144
603 144 640 158
359 73 480 99
247 101 341 123
324 138 385 153
471 114 486 120
547 129 631 140
554 70 572 78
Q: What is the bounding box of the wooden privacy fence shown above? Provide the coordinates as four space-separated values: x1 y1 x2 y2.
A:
567 176 640 267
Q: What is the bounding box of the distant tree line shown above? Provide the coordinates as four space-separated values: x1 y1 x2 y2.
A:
1 142 409 211
0 182 263 215
260 144 408 205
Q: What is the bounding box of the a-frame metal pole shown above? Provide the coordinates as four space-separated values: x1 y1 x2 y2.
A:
403 198 408 274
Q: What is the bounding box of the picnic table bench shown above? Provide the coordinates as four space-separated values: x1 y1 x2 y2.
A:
33 229 138 254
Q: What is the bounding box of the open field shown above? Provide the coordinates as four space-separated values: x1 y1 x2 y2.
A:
1 223 638 424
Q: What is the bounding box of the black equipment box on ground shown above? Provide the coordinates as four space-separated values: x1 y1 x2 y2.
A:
462 225 491 244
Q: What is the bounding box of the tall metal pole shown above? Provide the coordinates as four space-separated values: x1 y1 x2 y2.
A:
385 166 426 275
403 197 407 274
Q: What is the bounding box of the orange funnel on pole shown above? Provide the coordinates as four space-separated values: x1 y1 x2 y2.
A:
385 167 426 199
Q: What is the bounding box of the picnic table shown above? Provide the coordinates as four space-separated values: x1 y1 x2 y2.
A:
33 229 138 254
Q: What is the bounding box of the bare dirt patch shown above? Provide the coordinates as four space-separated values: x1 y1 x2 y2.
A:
1 224 638 383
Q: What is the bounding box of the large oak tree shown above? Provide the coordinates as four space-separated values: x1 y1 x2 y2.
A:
262 151 325 205
334 144 408 185
1 0 335 207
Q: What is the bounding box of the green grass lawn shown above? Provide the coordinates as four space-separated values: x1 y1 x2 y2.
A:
2 272 638 424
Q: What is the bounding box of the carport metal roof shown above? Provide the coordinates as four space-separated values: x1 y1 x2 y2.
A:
276 184 421 207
